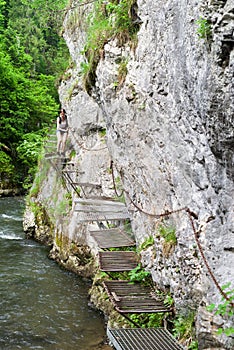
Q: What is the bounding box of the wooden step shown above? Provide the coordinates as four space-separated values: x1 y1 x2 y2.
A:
74 198 130 222
90 228 135 248
46 140 57 143
71 182 101 189
62 170 85 174
44 154 60 160
103 281 170 314
44 145 56 149
98 251 138 271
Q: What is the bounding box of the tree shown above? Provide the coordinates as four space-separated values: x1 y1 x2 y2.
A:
0 0 69 188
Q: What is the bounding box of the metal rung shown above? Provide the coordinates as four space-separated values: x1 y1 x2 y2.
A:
107 327 184 350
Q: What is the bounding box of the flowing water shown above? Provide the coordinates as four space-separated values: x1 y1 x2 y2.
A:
0 197 110 350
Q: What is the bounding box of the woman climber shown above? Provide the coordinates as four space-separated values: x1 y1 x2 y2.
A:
57 108 68 156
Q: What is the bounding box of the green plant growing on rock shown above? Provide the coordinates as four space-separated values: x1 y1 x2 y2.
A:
69 149 76 159
172 311 197 349
65 192 72 208
163 293 174 307
81 0 139 93
128 264 151 285
196 17 211 40
158 224 176 244
137 235 154 252
28 159 50 198
128 312 165 328
117 56 129 87
158 224 177 257
54 193 72 217
99 128 106 137
207 282 234 336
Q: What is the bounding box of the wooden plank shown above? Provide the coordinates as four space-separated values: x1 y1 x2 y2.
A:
103 281 170 314
75 205 127 213
76 211 130 222
62 170 85 174
44 155 60 160
74 198 124 206
71 182 101 188
90 228 135 248
104 281 152 296
74 198 130 222
98 251 138 271
75 204 128 213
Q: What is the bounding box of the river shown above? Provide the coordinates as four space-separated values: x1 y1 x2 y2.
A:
0 197 111 350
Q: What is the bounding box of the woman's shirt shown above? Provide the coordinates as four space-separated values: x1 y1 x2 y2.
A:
57 116 68 132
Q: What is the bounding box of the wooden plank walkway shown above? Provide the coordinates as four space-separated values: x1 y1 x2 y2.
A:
107 327 184 350
103 281 170 314
90 228 135 248
44 154 60 160
98 251 138 271
46 140 57 143
74 198 130 222
71 182 101 189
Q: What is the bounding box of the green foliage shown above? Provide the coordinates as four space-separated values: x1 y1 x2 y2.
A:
81 0 139 93
196 17 211 40
99 128 106 137
6 0 69 76
28 159 50 197
128 312 165 328
0 0 69 188
106 0 137 35
0 150 14 179
69 149 76 159
17 132 43 167
173 311 197 348
158 224 177 244
138 236 154 251
54 192 73 217
29 174 41 198
128 264 151 284
188 341 198 350
65 192 73 208
207 282 234 336
117 57 128 87
164 293 174 307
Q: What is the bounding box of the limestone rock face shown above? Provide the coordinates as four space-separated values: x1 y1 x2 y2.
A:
30 0 234 348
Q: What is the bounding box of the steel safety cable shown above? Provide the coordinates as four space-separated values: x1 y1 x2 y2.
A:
186 208 234 308
111 161 234 306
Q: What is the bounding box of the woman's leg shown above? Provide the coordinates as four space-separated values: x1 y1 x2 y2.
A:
61 132 68 153
57 131 62 153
